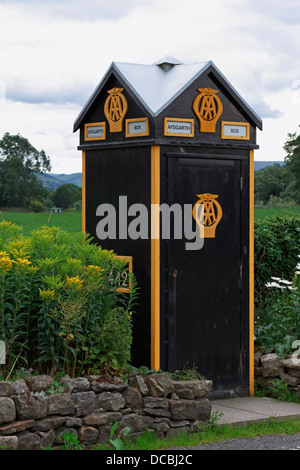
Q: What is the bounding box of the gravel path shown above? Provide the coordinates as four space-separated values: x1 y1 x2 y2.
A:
183 433 300 450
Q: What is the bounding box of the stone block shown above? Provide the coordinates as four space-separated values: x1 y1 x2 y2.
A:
37 429 55 449
96 391 125 411
172 380 212 399
129 375 149 396
122 386 143 408
78 425 98 444
146 374 175 397
0 419 35 435
11 379 29 395
32 416 65 432
72 391 97 417
27 375 53 393
0 382 12 397
0 397 16 424
47 393 75 415
12 394 47 420
169 398 211 421
18 431 41 450
0 436 18 450
83 411 108 426
143 397 169 409
260 353 284 377
90 376 127 393
60 375 90 393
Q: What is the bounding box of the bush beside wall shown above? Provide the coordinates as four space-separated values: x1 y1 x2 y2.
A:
254 215 300 306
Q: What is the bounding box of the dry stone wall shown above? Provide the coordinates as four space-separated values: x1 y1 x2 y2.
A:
0 373 212 450
255 352 300 397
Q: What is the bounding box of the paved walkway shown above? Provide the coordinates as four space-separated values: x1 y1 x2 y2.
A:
211 397 300 426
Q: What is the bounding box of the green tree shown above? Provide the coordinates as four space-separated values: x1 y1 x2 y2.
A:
51 183 81 209
254 164 286 203
0 132 51 208
284 126 300 188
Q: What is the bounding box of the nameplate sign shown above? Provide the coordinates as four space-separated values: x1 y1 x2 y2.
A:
85 122 106 141
164 118 194 137
126 118 149 137
221 121 250 140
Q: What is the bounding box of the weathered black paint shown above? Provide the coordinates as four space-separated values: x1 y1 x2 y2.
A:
75 59 261 396
159 151 250 393
85 147 152 367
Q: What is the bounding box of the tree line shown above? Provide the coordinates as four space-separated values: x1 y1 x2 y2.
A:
0 132 81 211
255 126 300 206
0 128 300 211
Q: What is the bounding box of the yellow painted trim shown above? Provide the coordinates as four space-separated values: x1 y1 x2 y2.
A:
151 145 160 371
125 117 150 138
82 151 86 233
249 150 255 395
221 121 250 140
84 122 106 141
164 117 194 137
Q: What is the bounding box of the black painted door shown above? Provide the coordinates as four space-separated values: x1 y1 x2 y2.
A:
166 156 243 391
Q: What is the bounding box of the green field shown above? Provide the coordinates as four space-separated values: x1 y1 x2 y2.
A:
254 205 300 220
1 206 299 235
0 209 82 235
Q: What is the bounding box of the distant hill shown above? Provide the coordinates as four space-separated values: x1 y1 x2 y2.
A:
254 161 285 171
38 162 284 190
38 172 82 190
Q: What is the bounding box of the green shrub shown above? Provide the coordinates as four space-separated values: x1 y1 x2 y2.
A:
254 215 300 306
0 221 138 377
254 215 300 357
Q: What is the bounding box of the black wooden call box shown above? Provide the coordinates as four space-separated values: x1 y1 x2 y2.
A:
74 56 262 397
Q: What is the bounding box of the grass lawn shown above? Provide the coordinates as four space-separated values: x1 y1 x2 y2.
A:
1 206 300 234
95 416 300 451
255 205 300 220
0 209 82 236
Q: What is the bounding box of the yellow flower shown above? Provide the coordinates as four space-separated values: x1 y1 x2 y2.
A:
39 288 55 301
85 264 104 273
65 275 84 290
14 258 32 268
84 265 105 280
6 239 32 260
0 252 13 272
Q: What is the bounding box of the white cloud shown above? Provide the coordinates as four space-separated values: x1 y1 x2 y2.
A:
0 0 142 21
0 0 299 172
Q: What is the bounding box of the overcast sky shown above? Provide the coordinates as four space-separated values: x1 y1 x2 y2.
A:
0 0 299 174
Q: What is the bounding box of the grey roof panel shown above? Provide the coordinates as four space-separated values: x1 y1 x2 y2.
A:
73 59 262 131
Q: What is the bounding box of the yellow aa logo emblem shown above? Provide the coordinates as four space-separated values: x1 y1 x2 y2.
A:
104 87 128 132
192 193 223 238
192 88 223 133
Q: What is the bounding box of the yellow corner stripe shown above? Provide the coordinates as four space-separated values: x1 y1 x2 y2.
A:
151 145 160 371
249 149 255 395
82 151 86 233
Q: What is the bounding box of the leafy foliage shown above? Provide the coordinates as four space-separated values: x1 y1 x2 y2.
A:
255 164 300 206
51 183 82 209
254 215 300 305
0 133 51 208
254 215 300 357
0 221 138 377
284 126 300 189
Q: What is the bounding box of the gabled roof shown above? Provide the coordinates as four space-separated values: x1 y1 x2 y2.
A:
73 58 262 132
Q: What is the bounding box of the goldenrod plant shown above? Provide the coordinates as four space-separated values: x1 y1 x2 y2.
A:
0 221 138 378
